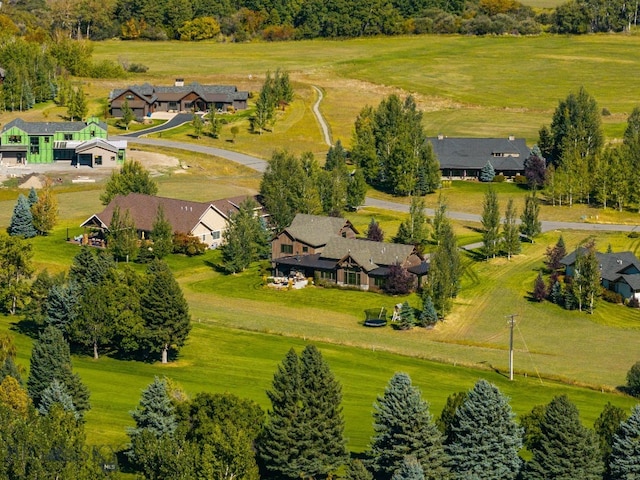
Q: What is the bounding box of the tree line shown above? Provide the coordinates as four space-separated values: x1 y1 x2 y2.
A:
4 0 637 45
4 337 639 479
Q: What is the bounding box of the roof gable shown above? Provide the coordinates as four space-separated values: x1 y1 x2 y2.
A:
284 214 357 247
321 237 416 270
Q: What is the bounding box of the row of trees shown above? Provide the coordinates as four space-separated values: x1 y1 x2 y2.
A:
259 148 368 232
7 0 630 43
251 69 294 134
537 89 640 212
119 347 640 480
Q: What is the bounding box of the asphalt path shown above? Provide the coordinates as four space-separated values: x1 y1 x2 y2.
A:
312 86 332 147
119 113 195 138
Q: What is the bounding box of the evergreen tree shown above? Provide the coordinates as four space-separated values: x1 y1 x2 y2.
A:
609 405 640 480
37 378 78 419
425 220 460 319
391 456 425 480
140 260 191 363
0 356 22 384
325 140 348 171
31 178 58 235
45 282 80 333
128 376 177 440
545 235 567 272
524 395 603 480
573 240 600 313
397 301 415 330
480 161 495 182
26 326 90 416
626 361 640 397
100 159 158 205
8 194 37 238
419 295 438 327
27 187 38 207
523 151 547 190
520 192 541 242
369 372 448 480
69 247 114 289
549 279 563 305
533 272 547 302
346 169 368 210
445 379 522 480
367 218 384 242
481 187 500 259
257 346 347 480
502 198 520 259
594 402 627 477
150 206 173 259
221 198 270 273
347 458 374 480
436 391 467 442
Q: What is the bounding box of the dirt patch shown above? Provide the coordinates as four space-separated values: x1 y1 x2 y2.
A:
127 149 182 174
19 174 44 190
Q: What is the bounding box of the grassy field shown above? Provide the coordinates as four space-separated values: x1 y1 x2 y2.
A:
2 162 640 450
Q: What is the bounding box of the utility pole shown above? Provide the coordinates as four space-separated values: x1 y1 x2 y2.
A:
506 314 518 381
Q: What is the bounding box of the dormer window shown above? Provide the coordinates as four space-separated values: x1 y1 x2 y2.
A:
126 94 134 100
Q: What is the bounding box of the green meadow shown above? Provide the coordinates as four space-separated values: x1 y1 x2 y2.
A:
2 155 640 450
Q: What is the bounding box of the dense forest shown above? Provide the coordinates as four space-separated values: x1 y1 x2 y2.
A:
0 0 637 43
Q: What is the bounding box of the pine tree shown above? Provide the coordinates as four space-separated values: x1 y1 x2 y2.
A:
545 235 567 272
391 456 425 480
436 391 467 442
8 194 37 238
26 326 90 416
594 402 627 477
31 178 58 235
0 355 22 384
37 378 78 419
445 379 522 479
221 198 270 273
524 395 603 480
549 279 563 304
481 187 500 259
502 198 520 259
140 260 191 363
69 247 114 289
520 192 541 243
347 459 374 480
480 161 495 182
419 295 438 327
369 372 448 480
45 282 80 333
325 140 348 171
396 301 415 330
128 376 177 439
257 346 347 480
609 405 640 479
27 187 38 207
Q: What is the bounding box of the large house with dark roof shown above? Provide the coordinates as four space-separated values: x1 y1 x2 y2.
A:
0 117 126 167
272 214 427 290
429 135 530 179
109 79 249 117
561 249 640 301
81 193 265 248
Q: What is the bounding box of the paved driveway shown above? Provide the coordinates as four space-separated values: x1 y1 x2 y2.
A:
121 113 195 138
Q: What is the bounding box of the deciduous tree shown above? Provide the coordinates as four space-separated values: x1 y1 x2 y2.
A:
150 206 173 259
520 192 541 242
394 196 429 249
221 198 270 273
0 233 34 315
100 159 158 205
502 198 520 259
481 186 500 259
573 240 600 313
594 401 627 477
31 178 58 235
121 99 134 130
192 113 203 139
106 205 138 262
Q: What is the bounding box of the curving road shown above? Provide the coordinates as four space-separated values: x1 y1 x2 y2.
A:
120 113 196 138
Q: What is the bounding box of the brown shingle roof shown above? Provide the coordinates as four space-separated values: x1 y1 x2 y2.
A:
321 237 416 272
284 214 356 247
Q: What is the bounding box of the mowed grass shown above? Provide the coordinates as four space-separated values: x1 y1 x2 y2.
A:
87 35 640 148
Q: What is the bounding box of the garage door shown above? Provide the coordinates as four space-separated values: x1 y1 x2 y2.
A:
78 154 93 166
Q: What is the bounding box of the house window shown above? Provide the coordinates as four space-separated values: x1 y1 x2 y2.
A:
8 135 21 143
184 102 193 110
118 151 124 161
302 246 308 253
90 130 95 137
342 231 347 238
95 156 102 165
64 134 73 140
374 277 386 287
44 136 50 143
346 271 361 286
212 231 221 240
29 137 39 155
126 94 134 100
110 156 116 162
169 102 178 110
281 244 293 254
202 234 206 242
320 271 336 281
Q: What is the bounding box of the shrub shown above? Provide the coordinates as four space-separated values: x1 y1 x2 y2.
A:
127 63 149 73
172 232 207 256
629 232 640 239
493 174 506 183
514 174 528 185
626 361 640 396
630 296 640 309
602 107 611 116
601 289 623 304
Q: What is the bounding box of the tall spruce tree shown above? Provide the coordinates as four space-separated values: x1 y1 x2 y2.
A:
608 405 640 479
481 187 500 259
8 194 37 238
27 187 38 207
594 402 627 478
149 206 173 259
391 456 425 480
129 376 177 439
369 372 448 480
257 346 347 480
37 378 78 419
480 161 495 182
26 326 90 416
524 395 603 480
445 379 522 480
140 260 191 363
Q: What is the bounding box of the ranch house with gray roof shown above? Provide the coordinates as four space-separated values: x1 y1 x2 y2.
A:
429 135 530 180
561 249 640 301
109 79 249 117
